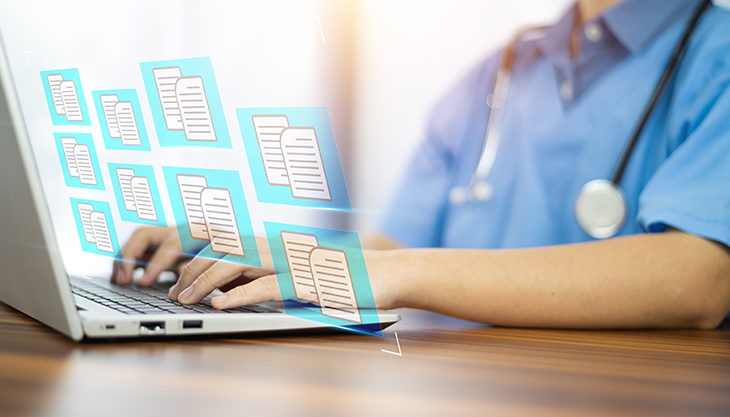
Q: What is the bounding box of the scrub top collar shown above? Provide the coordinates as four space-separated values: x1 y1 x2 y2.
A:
531 0 705 106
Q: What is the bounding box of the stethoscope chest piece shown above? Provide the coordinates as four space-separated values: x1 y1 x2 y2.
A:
574 179 627 239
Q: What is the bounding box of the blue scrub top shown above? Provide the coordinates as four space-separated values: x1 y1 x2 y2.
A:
378 0 730 250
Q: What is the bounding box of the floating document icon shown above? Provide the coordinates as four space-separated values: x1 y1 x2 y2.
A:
60 137 97 185
47 74 83 122
115 168 158 221
176 174 244 257
281 231 361 323
153 67 216 142
252 115 331 201
100 95 141 146
76 203 114 253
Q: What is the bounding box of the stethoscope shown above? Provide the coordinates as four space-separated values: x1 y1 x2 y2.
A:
449 0 711 239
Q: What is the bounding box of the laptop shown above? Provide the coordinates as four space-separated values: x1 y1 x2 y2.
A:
0 37 399 342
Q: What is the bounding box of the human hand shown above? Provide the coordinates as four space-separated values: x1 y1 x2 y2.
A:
111 226 189 286
170 236 280 309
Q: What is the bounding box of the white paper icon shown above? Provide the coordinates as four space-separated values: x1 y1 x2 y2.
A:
201 188 244 256
77 203 114 253
280 127 331 201
115 101 141 146
176 76 216 142
280 232 362 323
116 168 158 221
60 137 79 177
152 67 217 142
100 94 121 138
310 248 361 323
153 67 184 131
131 176 157 222
47 74 66 115
73 144 97 186
281 231 319 303
116 168 137 211
177 174 209 240
59 80 83 122
176 175 245 256
77 203 96 243
252 115 290 186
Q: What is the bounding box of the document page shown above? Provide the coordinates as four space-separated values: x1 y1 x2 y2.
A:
200 187 244 256
59 80 83 121
176 174 209 240
77 203 96 243
100 94 121 138
280 127 331 201
61 137 79 177
90 211 114 253
281 231 319 303
309 248 361 323
115 168 137 211
252 115 290 186
131 176 157 222
115 101 141 146
47 74 65 115
73 144 97 185
175 76 216 142
153 67 184 130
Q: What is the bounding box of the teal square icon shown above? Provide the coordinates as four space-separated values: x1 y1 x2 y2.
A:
53 133 105 190
140 57 231 149
70 198 119 257
162 166 260 267
264 222 381 334
92 89 151 151
108 163 167 226
40 68 91 126
237 106 351 210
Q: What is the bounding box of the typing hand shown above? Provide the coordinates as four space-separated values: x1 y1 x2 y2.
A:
112 226 189 286
169 236 279 309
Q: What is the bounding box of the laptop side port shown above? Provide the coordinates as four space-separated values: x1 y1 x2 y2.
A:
139 321 166 335
183 320 203 329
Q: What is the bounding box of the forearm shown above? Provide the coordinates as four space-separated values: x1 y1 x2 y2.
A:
368 231 730 329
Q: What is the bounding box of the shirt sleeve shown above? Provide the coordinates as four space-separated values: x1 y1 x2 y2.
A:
376 54 499 248
637 20 730 246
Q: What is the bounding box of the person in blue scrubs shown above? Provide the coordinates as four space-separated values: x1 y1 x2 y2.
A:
115 0 730 329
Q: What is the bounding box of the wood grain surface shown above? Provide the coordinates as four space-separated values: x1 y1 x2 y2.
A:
0 302 728 417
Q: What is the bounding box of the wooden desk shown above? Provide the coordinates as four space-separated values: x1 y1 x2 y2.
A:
1 302 729 417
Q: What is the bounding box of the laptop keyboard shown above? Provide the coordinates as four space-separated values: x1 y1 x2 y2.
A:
70 277 273 315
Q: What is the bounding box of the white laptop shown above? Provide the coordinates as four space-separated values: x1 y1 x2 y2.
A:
0 31 399 342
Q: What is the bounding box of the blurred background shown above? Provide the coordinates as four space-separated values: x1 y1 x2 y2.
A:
0 0 576 275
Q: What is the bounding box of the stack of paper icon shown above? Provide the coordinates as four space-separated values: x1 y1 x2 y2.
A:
47 74 83 122
153 67 216 142
252 115 332 201
176 174 244 257
281 231 361 323
60 137 97 185
100 95 141 146
76 203 114 253
115 168 158 221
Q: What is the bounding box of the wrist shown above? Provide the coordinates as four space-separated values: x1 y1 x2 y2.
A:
364 249 413 310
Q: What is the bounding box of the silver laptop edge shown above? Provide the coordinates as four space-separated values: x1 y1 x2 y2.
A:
0 34 399 341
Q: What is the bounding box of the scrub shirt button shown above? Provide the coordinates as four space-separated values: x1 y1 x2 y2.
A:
584 21 603 42
560 80 573 101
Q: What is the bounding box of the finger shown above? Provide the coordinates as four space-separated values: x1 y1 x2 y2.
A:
211 275 281 309
114 228 164 285
136 236 185 287
176 260 248 305
168 255 217 301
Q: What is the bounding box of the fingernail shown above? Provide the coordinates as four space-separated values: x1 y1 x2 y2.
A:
212 294 228 309
178 284 194 303
168 282 178 298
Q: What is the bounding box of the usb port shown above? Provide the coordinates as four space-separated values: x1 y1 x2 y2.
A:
183 320 203 329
